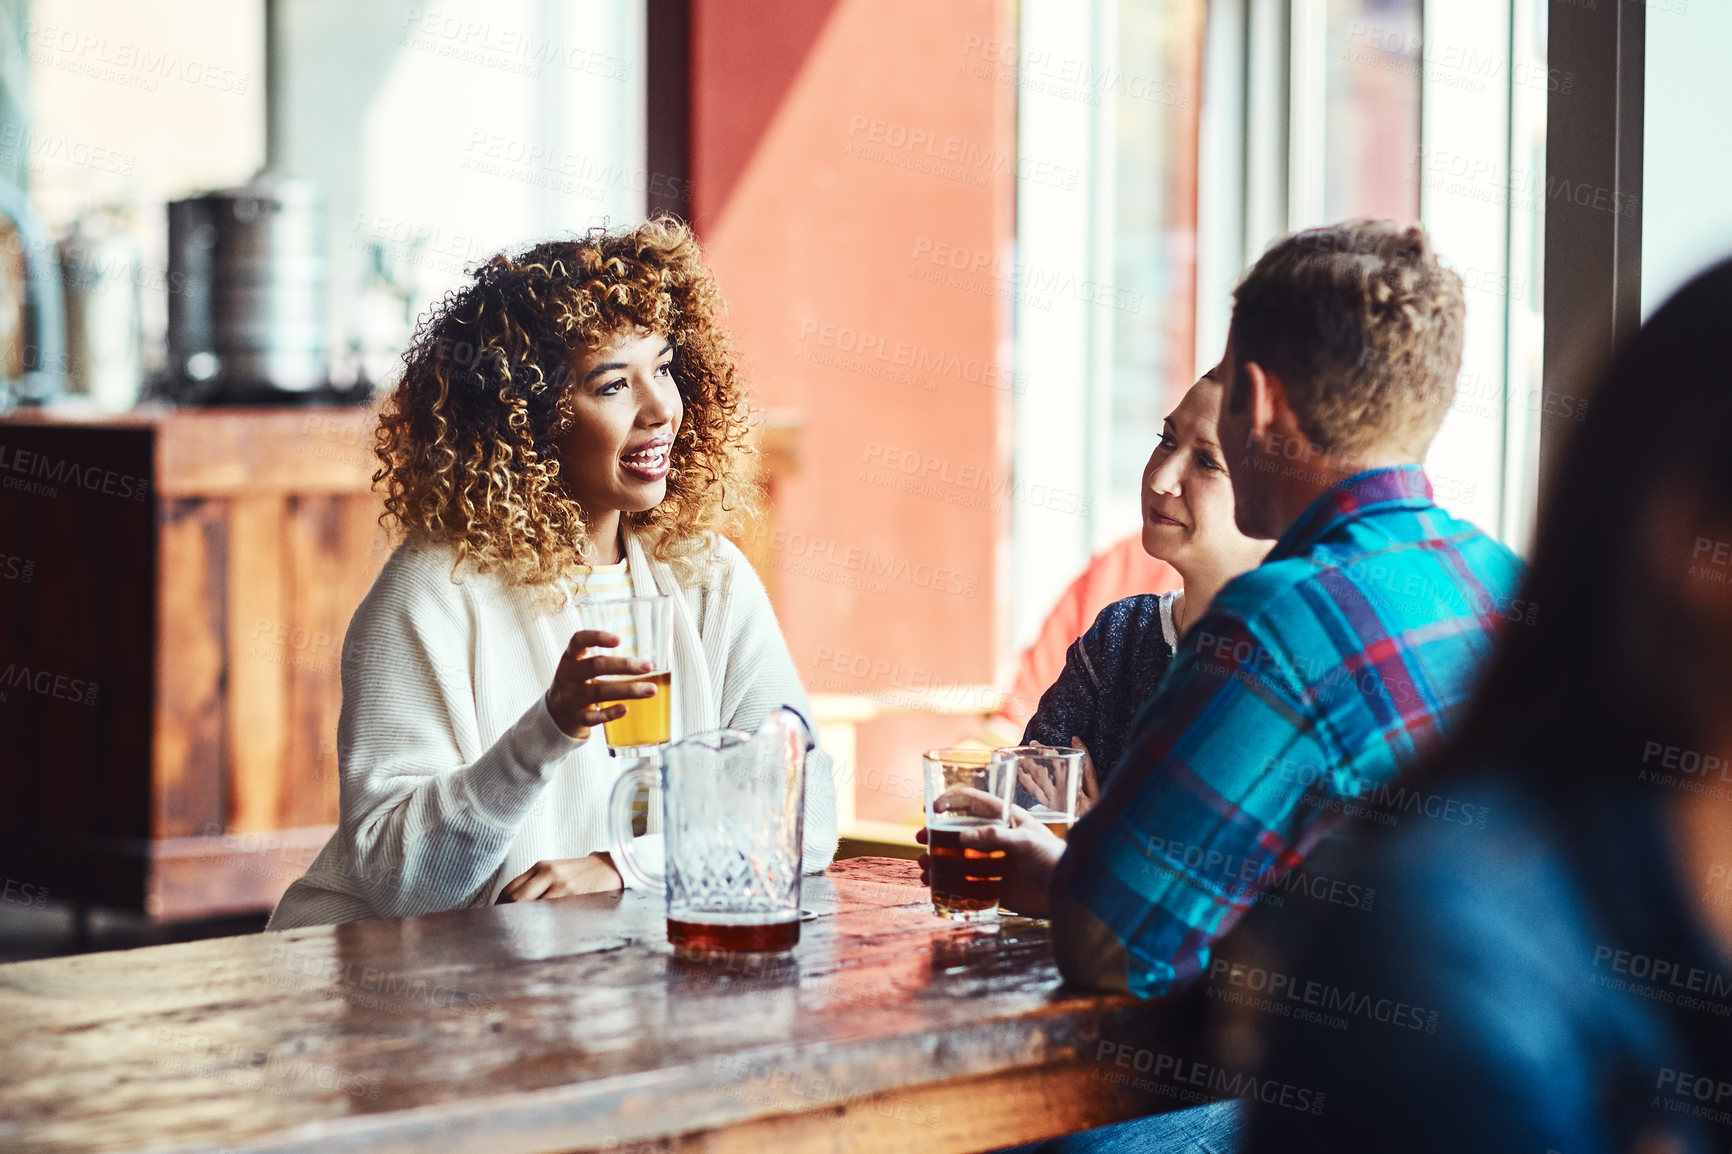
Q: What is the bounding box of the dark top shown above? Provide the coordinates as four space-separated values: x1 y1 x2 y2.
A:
1238 771 1732 1154
1018 591 1178 797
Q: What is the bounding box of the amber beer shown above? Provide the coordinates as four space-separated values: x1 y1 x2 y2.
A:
594 670 672 748
667 914 800 957
1026 805 1075 840
928 817 1008 917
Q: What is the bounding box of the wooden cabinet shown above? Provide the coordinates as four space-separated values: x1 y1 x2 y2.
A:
0 406 387 919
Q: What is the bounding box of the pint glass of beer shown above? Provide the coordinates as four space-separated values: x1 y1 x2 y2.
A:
579 595 673 759
923 748 1016 922
1001 745 1086 839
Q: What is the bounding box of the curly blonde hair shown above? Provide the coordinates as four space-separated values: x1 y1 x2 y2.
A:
373 217 758 590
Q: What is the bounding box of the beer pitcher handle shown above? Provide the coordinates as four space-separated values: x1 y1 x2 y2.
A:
607 761 664 892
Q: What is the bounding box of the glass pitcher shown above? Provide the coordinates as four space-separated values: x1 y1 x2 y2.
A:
608 706 812 958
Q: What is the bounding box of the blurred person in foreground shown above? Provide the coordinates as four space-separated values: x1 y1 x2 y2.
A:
1014 367 1274 814
1241 260 1732 1153
270 219 835 929
928 220 1524 1001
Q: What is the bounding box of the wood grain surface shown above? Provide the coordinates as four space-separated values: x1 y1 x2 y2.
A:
0 408 390 917
0 859 1203 1154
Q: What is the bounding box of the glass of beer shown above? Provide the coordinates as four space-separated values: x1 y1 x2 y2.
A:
923 748 1017 922
580 595 673 761
1001 745 1086 840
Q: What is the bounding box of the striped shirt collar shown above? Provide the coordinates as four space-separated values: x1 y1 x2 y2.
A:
1267 464 1435 563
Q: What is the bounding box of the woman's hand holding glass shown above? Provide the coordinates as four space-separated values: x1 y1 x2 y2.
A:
544 628 658 740
1021 736 1101 820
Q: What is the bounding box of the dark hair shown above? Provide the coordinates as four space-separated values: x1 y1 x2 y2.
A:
1435 258 1732 784
1230 220 1465 457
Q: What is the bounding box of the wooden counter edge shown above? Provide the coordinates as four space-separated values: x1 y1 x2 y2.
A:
649 1057 1191 1154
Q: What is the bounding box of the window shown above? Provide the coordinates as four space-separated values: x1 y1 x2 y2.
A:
1013 0 1547 651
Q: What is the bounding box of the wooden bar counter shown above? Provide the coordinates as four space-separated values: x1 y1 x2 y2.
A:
0 404 387 920
0 859 1206 1153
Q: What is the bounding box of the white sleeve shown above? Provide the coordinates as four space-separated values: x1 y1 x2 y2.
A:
333 557 579 918
709 542 839 873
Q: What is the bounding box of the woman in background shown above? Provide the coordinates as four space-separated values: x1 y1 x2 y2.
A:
1241 259 1732 1153
1019 368 1273 808
270 219 835 929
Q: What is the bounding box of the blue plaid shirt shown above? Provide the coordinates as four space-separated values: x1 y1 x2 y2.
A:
1051 466 1526 997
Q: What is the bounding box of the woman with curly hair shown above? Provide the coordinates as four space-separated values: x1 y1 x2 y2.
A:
269 218 836 928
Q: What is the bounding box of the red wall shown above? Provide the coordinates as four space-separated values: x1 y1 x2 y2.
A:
691 0 1016 821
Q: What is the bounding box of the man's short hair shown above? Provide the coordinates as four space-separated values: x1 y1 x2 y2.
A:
1230 220 1465 456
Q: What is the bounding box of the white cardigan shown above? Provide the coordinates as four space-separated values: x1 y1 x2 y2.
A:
268 532 837 929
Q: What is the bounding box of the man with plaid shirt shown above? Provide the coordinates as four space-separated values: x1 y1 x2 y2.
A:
929 220 1524 998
